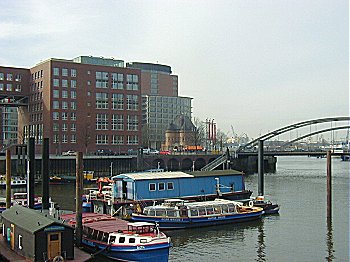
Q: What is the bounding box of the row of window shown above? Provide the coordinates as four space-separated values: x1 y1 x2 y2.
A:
149 182 174 191
53 79 77 88
96 93 138 111
53 123 76 132
52 101 77 110
32 70 44 80
96 135 138 145
53 67 77 77
52 112 76 120
53 90 76 99
0 73 22 82
0 83 22 92
31 81 43 92
96 114 138 131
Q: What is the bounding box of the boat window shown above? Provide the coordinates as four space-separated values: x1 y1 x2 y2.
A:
198 207 206 216
156 209 166 216
129 238 136 243
91 230 98 240
109 236 116 244
140 239 147 243
147 209 156 216
189 208 198 217
149 183 156 191
158 182 165 191
206 207 214 215
166 210 178 217
222 205 229 213
228 204 236 213
102 233 109 242
119 237 125 243
167 182 174 190
213 205 222 214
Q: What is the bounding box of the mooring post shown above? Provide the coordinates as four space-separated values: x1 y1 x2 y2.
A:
27 137 35 209
258 140 264 196
327 150 332 220
6 149 11 209
42 138 50 209
75 152 83 247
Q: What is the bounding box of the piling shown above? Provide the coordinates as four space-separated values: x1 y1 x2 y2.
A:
258 140 264 196
42 138 50 209
327 150 332 219
27 137 35 209
75 152 83 247
6 149 11 209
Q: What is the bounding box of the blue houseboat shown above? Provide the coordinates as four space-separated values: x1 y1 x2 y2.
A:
111 170 251 203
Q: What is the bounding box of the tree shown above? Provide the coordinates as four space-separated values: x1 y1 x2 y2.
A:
216 129 229 153
191 117 206 151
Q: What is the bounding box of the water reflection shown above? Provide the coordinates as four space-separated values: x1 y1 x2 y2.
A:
326 218 335 261
256 220 266 262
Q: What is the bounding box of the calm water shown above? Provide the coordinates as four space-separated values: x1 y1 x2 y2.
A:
1 156 349 261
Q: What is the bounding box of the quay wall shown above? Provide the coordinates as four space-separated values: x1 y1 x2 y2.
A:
0 154 277 177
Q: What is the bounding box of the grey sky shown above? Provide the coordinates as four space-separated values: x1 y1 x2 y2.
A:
1 0 348 139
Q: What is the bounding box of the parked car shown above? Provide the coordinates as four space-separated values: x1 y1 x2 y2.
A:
159 150 171 155
150 149 160 155
62 150 76 156
95 149 114 155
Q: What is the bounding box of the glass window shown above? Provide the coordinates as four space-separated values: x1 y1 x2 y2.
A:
129 238 136 243
0 73 4 80
158 183 165 191
149 183 156 191
53 68 59 76
62 101 68 109
62 79 68 87
71 69 77 77
119 237 125 243
62 112 68 120
71 101 76 110
62 68 68 76
53 101 59 109
53 79 59 87
7 73 13 81
53 112 59 120
53 90 59 98
167 182 174 190
71 80 77 88
62 90 68 98
6 84 12 91
71 90 76 99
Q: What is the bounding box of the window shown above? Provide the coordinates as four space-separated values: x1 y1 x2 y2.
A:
53 101 59 109
96 93 108 109
127 135 138 145
96 71 108 88
0 73 4 80
62 134 68 143
126 95 138 111
167 182 174 190
53 90 59 98
62 112 68 120
62 101 68 109
112 135 124 145
112 94 124 110
96 134 108 144
158 183 165 191
71 123 76 131
53 68 59 76
71 134 76 143
126 74 139 90
129 238 136 243
15 74 21 82
62 68 68 76
62 123 68 131
112 73 124 89
149 183 156 191
70 112 76 121
53 79 59 87
111 114 123 130
0 84 3 90
62 90 68 98
96 114 108 130
62 79 68 87
71 90 76 99
127 115 138 131
6 84 12 91
119 237 125 243
53 112 59 120
71 69 77 77
71 101 76 110
71 80 77 88
53 123 59 131
7 73 13 81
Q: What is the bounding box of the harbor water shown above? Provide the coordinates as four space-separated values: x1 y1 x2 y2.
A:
1 156 349 261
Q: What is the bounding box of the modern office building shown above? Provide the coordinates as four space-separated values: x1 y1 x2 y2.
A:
127 62 192 149
0 56 142 154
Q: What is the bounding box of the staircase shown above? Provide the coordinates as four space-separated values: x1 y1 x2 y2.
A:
201 154 228 171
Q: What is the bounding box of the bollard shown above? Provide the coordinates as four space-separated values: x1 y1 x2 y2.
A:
326 150 332 220
75 152 83 247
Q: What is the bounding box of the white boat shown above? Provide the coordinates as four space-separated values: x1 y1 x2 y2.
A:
0 175 26 188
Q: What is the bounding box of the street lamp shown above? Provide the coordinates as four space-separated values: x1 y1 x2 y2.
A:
110 162 113 177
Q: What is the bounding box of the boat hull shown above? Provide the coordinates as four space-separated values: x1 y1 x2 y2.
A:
132 211 263 230
82 238 170 262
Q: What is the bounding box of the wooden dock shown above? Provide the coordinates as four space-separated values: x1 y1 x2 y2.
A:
0 234 92 262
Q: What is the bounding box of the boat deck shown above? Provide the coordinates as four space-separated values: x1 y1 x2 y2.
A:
60 212 129 232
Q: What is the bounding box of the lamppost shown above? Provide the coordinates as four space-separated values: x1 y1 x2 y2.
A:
110 162 113 177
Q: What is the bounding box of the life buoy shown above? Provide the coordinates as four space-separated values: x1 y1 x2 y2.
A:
53 255 64 262
248 201 254 208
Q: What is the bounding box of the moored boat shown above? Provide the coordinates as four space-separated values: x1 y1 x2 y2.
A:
251 196 280 214
131 199 263 230
0 175 27 188
0 193 42 212
60 212 171 262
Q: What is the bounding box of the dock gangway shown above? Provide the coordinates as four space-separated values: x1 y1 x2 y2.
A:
200 154 228 171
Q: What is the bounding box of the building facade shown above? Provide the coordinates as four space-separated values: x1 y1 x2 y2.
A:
127 62 192 149
1 56 142 155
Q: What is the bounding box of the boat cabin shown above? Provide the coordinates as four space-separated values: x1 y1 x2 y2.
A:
112 170 248 202
1 205 74 262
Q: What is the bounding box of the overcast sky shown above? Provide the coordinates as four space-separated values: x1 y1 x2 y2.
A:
0 0 348 139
